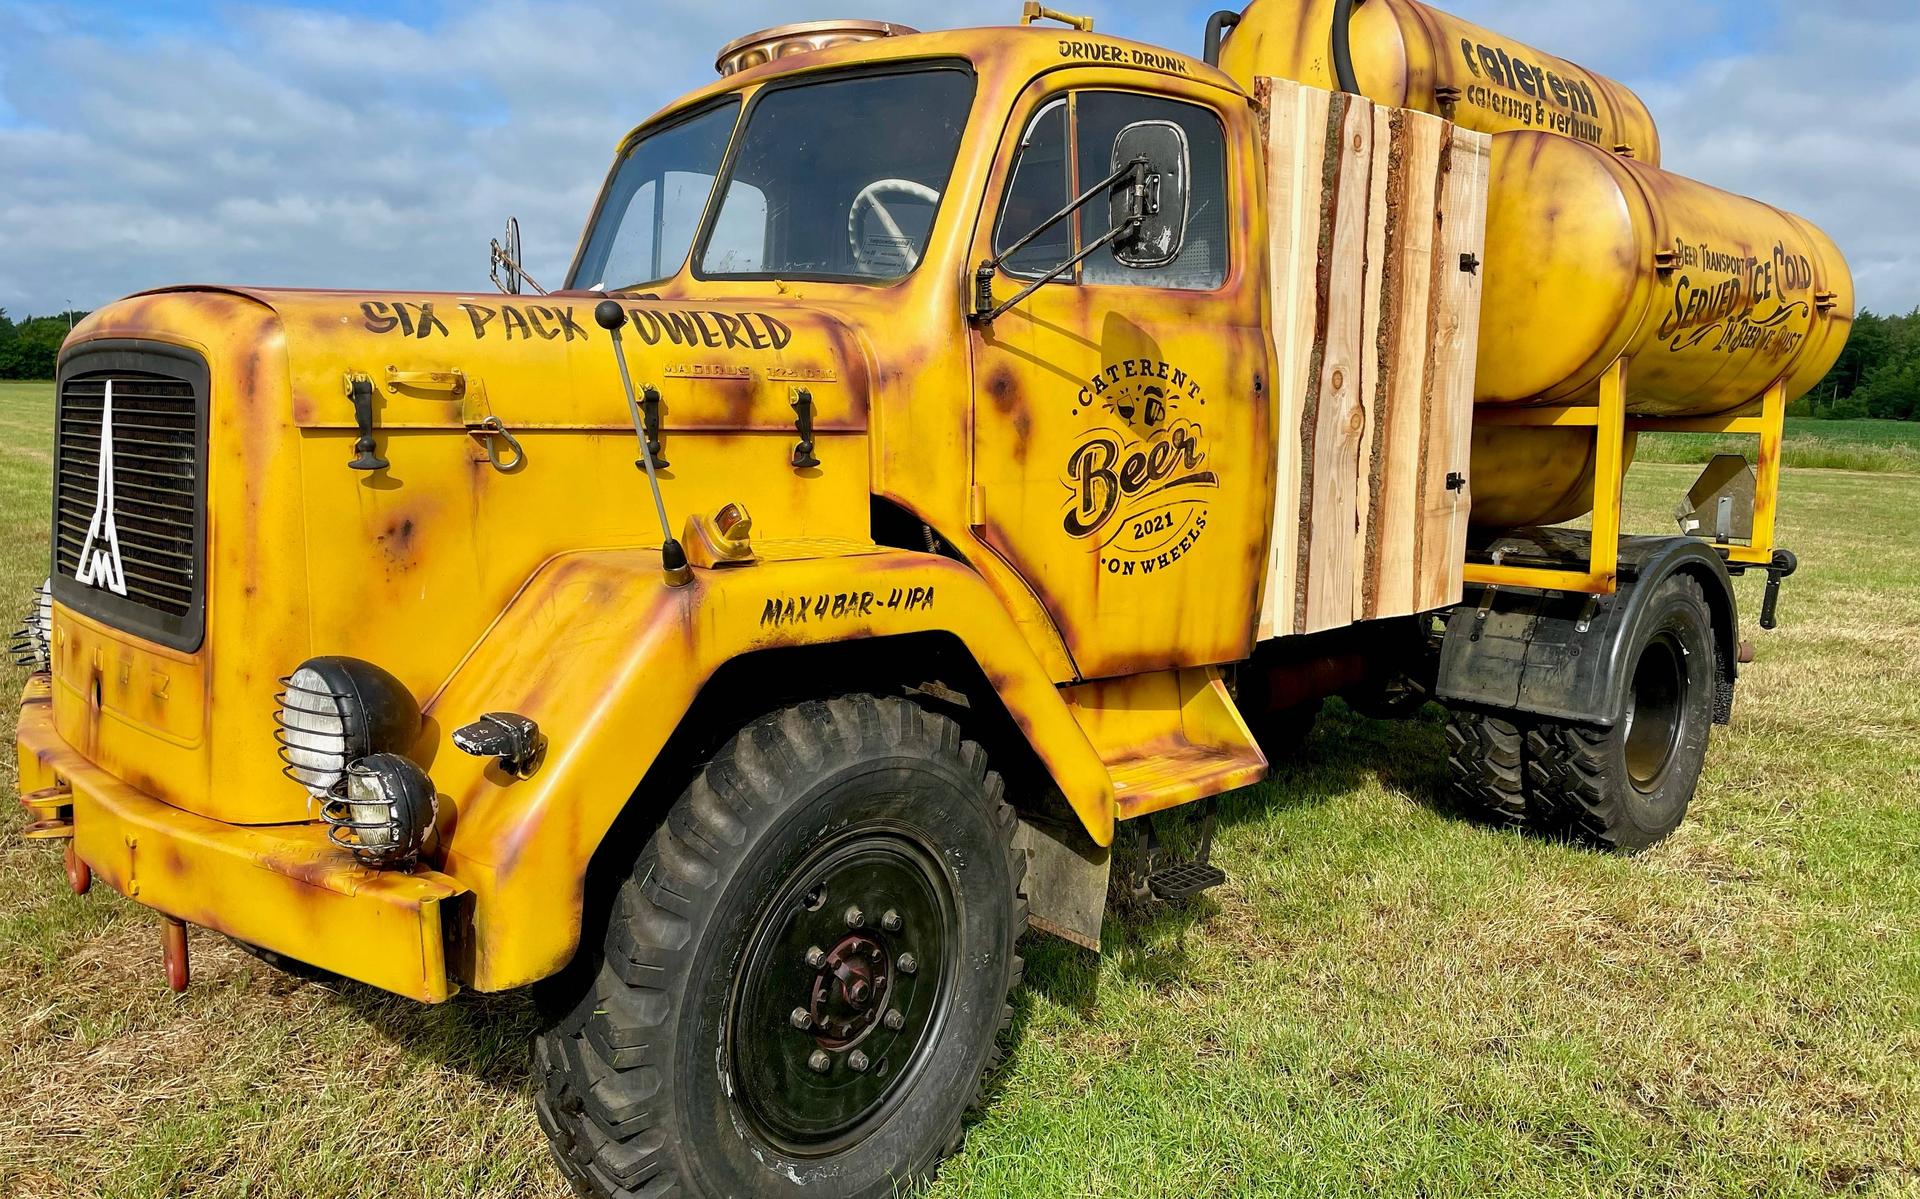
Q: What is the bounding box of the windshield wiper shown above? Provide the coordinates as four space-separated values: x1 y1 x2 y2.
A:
971 156 1148 324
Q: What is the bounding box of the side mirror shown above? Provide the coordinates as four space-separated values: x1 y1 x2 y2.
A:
1109 121 1190 269
489 217 548 296
490 217 525 295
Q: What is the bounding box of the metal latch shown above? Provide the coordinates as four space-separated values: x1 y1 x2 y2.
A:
791 387 822 469
343 373 389 472
457 378 525 473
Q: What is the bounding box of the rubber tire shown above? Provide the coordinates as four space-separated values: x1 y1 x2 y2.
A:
534 695 1027 1199
1527 574 1717 852
1444 709 1529 829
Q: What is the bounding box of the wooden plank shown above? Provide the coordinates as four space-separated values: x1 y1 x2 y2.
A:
1254 78 1331 640
1297 92 1373 636
1364 108 1447 620
1419 126 1491 612
1351 104 1394 622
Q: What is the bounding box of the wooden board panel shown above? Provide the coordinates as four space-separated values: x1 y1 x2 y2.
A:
1420 127 1491 612
1254 78 1331 641
1296 92 1374 636
1254 76 1489 640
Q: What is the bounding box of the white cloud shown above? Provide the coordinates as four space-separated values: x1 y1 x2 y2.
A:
0 0 1910 317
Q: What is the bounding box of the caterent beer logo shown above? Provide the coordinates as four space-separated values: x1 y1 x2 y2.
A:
1062 359 1217 579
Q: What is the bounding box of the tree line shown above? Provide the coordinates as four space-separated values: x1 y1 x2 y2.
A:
1798 309 1920 421
3 304 1917 420
0 310 86 381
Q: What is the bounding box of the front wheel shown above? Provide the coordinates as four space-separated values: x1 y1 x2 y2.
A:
536 695 1026 1198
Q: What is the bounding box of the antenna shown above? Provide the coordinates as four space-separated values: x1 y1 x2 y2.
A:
595 301 691 587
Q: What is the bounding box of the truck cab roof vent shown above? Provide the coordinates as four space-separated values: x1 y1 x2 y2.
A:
716 20 919 77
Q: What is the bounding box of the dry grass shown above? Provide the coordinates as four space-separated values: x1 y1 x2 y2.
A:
1 380 1917 1198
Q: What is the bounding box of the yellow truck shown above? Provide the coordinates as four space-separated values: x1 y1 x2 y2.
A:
12 2 1852 1194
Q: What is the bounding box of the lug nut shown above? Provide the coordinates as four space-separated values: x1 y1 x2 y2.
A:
790 1007 812 1030
805 946 826 969
897 953 918 975
881 909 902 932
884 1009 905 1031
844 905 866 928
808 1050 832 1075
848 1050 870 1074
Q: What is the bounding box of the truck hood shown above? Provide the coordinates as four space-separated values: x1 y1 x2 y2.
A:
131 285 874 438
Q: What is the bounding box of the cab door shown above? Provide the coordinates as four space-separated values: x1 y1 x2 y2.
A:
967 76 1272 680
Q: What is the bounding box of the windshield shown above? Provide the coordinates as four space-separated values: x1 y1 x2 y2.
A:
699 67 974 281
573 67 975 291
572 100 741 292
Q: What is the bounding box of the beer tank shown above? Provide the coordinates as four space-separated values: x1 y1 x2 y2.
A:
1218 0 1854 529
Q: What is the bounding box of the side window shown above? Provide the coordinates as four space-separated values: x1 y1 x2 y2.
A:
993 99 1072 278
1076 92 1228 291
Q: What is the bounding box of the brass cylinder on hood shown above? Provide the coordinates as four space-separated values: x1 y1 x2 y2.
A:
715 20 919 77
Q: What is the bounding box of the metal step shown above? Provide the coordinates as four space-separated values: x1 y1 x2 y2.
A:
1145 860 1227 902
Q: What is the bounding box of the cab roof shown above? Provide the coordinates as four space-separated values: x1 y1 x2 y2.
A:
621 23 1243 153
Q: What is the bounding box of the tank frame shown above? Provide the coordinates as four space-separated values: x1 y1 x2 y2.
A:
1467 359 1789 594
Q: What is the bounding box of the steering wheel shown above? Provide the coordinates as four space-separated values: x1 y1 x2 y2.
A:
848 179 941 273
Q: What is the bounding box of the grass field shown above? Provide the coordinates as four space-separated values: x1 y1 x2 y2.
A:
2 380 1916 1198
1637 416 1920 473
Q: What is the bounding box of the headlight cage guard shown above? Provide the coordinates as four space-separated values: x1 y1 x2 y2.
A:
10 580 51 671
272 671 366 793
316 756 438 868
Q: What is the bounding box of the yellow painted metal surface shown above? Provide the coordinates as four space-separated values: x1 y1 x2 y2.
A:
966 67 1275 679
399 548 1115 991
1218 0 1662 162
19 680 466 1002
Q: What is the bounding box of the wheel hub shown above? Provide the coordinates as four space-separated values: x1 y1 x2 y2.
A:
1624 632 1688 793
728 830 955 1155
809 932 892 1047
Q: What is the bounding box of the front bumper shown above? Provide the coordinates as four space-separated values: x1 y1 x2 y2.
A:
15 676 468 1002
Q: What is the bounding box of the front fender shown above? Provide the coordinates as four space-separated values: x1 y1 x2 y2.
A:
424 545 1113 992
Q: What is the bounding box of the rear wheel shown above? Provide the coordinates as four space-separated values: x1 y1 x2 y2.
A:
1529 574 1716 851
1444 709 1529 828
535 694 1026 1198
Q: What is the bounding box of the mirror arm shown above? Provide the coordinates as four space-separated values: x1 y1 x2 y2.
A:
489 240 549 297
972 157 1146 322
975 217 1142 325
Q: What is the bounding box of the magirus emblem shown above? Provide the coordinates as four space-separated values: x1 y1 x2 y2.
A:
75 379 129 597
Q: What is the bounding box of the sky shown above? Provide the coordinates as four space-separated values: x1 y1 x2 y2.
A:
0 0 1913 317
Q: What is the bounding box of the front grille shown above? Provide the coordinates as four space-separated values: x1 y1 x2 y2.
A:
51 343 208 650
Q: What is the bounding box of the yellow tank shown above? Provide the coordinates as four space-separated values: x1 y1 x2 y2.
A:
1218 0 1662 162
1478 133 1853 415
1470 133 1854 526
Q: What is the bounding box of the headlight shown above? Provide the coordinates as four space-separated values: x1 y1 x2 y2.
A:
320 753 438 866
274 657 422 798
10 579 52 672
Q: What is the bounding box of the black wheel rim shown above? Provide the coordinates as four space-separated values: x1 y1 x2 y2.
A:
1623 631 1688 793
728 825 957 1156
